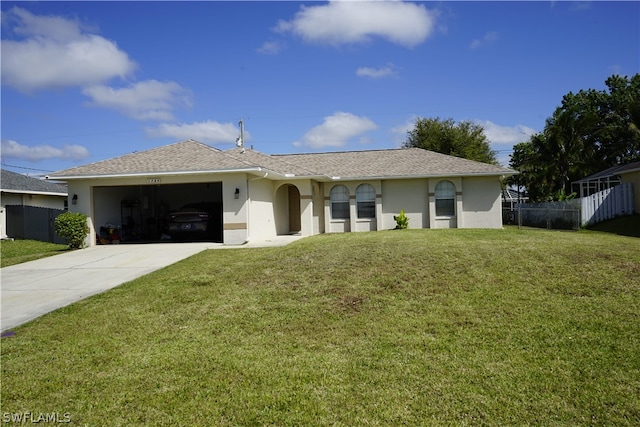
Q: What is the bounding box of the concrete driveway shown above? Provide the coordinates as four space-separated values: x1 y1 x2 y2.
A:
1 236 301 332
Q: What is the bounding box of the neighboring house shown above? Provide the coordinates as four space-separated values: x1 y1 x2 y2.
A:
1 169 68 239
573 160 640 214
47 140 516 246
502 187 529 210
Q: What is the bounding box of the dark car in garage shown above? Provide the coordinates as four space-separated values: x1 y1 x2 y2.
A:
165 203 221 241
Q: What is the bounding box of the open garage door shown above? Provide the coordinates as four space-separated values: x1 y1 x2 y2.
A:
93 182 223 243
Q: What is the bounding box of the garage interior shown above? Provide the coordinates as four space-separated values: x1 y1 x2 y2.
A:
93 182 223 243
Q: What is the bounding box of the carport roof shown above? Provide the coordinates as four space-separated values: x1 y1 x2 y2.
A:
48 139 515 180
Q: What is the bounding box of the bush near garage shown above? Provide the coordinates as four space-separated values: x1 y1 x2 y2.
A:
54 212 89 249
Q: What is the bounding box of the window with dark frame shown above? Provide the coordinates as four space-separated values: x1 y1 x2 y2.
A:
435 180 456 217
356 184 376 219
330 185 350 220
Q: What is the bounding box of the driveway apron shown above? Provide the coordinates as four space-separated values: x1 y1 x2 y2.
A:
1 236 302 332
1 243 213 331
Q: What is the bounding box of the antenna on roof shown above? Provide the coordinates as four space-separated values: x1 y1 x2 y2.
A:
236 119 245 153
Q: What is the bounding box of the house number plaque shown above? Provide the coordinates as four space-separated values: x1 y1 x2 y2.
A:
148 178 161 184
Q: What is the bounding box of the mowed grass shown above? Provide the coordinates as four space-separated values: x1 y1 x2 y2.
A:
2 229 639 425
0 239 68 268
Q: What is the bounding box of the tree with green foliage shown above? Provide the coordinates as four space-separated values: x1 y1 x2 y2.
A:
54 212 89 249
509 74 640 202
403 117 498 165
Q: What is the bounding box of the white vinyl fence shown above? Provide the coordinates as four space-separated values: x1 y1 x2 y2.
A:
580 183 634 226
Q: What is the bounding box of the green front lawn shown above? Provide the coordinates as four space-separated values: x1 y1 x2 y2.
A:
0 239 68 268
2 229 639 425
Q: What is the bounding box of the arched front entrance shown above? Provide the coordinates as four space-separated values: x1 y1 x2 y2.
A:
275 184 301 235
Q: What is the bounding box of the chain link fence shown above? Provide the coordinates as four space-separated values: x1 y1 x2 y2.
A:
503 201 581 230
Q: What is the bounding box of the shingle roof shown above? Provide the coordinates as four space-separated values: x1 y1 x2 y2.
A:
1 169 67 195
573 160 640 183
275 148 513 178
49 140 254 178
48 140 515 180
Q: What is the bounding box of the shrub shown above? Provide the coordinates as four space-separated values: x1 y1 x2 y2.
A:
54 212 89 249
394 209 409 229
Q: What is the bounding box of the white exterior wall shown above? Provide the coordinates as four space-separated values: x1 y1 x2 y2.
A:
66 172 506 246
381 179 429 229
222 174 249 244
66 180 95 246
460 176 503 228
247 177 277 241
311 181 325 235
297 180 315 237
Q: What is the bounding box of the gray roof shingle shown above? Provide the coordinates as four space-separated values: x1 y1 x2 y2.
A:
275 148 514 178
1 169 67 195
48 140 515 180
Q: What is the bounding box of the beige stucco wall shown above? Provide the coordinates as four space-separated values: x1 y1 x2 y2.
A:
381 179 429 229
247 177 277 241
66 172 506 246
460 176 504 228
620 170 640 214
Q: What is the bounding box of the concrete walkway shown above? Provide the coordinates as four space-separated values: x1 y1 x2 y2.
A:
1 236 302 331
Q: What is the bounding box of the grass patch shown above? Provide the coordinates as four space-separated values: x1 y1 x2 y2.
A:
0 239 68 268
2 229 639 425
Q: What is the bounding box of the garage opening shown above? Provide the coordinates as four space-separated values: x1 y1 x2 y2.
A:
94 182 223 243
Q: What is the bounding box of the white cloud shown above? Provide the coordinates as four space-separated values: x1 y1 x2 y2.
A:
294 112 377 149
478 120 535 145
257 40 284 55
390 115 418 145
83 80 192 121
1 139 90 162
146 121 247 145
276 1 436 48
1 7 136 92
356 63 397 79
470 31 498 49
476 120 536 166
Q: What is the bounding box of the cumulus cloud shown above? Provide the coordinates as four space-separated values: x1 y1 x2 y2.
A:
470 31 498 49
146 121 248 144
477 120 536 145
1 7 136 92
293 112 377 149
1 139 90 162
276 1 436 48
356 63 398 79
82 80 192 121
476 120 536 166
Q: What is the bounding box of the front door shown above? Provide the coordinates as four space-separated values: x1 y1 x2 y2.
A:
288 185 301 233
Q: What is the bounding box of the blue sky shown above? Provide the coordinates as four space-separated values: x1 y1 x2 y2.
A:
1 1 638 175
